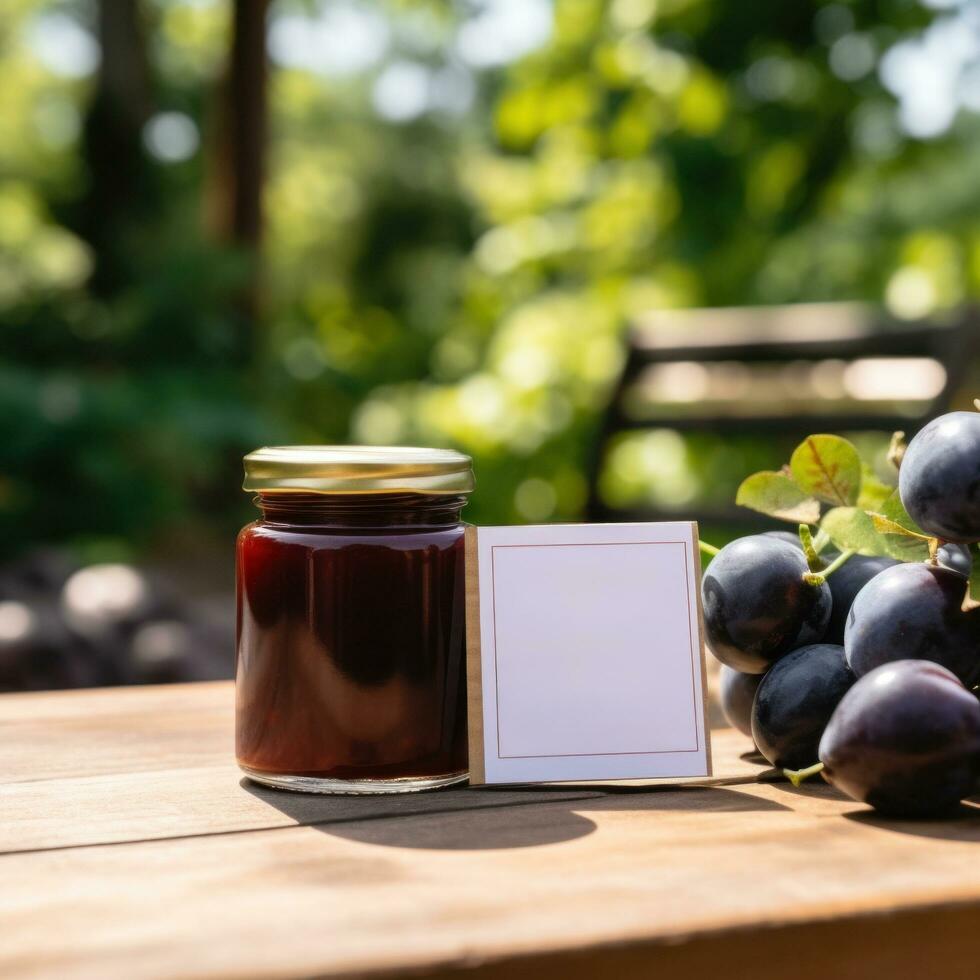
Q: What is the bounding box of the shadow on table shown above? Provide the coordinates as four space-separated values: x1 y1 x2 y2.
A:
762 778 849 801
764 780 980 842
843 801 980 842
242 778 790 851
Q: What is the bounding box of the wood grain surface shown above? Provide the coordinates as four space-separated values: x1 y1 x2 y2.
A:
2 681 979 980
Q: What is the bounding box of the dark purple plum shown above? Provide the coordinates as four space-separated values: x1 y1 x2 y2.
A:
762 530 804 549
899 411 980 543
844 562 980 687
937 542 973 578
702 536 832 674
751 644 854 770
823 555 899 645
819 660 980 817
719 665 763 738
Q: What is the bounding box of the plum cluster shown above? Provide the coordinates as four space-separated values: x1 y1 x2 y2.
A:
709 409 980 817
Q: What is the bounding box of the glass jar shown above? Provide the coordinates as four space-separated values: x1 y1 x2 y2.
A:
236 446 474 794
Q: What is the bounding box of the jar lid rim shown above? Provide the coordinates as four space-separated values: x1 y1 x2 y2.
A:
242 445 475 494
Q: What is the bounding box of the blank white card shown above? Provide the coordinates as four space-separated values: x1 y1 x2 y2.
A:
465 522 711 785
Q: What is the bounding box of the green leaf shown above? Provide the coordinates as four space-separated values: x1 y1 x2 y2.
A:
970 547 980 603
820 507 890 557
790 435 862 506
868 514 932 562
867 492 933 561
735 471 821 524
869 513 929 539
876 490 926 534
856 466 894 511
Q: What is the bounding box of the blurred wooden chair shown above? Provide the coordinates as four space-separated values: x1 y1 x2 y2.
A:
586 302 979 525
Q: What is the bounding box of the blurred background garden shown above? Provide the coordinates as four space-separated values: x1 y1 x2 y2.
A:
2 0 980 689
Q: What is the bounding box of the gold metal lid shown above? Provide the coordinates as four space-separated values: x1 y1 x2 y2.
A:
242 446 475 495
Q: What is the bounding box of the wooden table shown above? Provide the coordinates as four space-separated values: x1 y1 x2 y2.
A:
2 682 979 979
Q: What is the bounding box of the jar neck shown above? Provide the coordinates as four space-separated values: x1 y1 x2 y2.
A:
254 492 468 529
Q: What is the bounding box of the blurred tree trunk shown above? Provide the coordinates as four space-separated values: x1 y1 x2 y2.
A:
209 1 269 250
78 0 153 295
208 0 270 346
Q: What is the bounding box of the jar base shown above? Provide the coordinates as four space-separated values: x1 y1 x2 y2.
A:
240 765 469 795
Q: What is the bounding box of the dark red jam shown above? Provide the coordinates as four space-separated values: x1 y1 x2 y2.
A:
236 492 468 788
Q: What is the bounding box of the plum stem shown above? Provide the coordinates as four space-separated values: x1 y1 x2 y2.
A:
811 528 832 554
698 540 720 558
799 524 824 572
803 549 855 586
887 430 906 471
784 762 825 787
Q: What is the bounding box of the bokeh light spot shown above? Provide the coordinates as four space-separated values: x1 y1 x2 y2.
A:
143 112 200 163
515 477 558 520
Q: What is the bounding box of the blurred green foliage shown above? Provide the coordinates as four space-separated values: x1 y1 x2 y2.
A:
2 0 980 558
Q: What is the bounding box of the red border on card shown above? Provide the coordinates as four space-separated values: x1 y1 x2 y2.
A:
489 541 701 761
